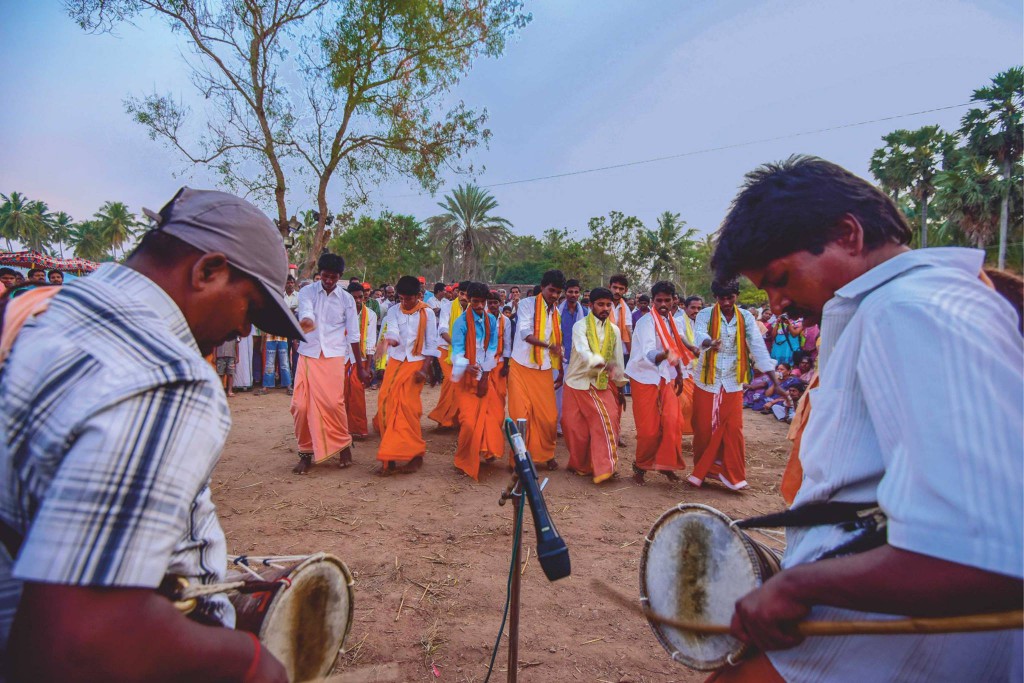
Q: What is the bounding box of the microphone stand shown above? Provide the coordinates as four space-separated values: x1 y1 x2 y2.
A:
497 417 529 683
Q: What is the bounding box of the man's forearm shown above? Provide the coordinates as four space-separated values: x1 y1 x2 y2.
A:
776 545 1023 617
524 334 551 348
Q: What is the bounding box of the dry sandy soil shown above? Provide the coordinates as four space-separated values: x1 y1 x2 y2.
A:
214 384 793 683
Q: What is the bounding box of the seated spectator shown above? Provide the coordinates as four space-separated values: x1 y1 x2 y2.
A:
769 381 807 423
792 355 817 385
743 370 774 411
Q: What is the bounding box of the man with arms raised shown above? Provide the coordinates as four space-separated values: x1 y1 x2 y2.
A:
291 253 370 474
710 156 1022 681
1 188 292 682
508 269 565 470
562 287 627 484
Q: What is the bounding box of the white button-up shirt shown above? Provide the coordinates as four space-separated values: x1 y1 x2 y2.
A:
692 306 774 393
565 317 626 391
382 305 439 362
510 295 559 370
769 248 1023 683
345 305 378 363
625 312 683 384
296 281 360 359
498 315 513 359
436 299 455 349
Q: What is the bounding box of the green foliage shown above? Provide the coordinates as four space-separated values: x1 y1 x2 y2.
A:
638 211 700 284
427 184 513 279
71 220 111 261
93 201 140 260
0 192 52 253
330 212 436 284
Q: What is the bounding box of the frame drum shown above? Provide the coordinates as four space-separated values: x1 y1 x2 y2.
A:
639 504 781 670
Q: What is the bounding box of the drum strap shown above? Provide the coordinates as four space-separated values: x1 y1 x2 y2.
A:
736 501 887 562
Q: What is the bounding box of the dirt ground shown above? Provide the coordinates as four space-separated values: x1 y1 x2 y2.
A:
213 384 793 683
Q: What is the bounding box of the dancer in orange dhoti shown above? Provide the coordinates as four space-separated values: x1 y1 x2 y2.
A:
374 275 439 474
291 253 370 474
483 291 512 460
450 283 500 480
428 281 468 429
507 270 566 467
344 282 377 438
625 281 699 485
672 295 699 436
562 288 627 484
688 279 777 490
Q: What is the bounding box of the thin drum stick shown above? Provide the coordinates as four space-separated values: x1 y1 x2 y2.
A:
592 580 1023 636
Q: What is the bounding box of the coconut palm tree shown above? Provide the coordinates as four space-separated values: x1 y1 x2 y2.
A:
639 211 699 283
22 200 55 254
933 153 1002 248
71 220 110 261
959 66 1024 269
0 192 49 252
94 201 140 261
52 211 74 258
427 184 513 280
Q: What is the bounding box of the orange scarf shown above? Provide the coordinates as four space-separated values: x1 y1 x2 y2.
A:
463 309 492 365
651 311 694 366
530 294 563 369
400 301 431 357
615 300 632 343
701 304 751 385
359 305 369 354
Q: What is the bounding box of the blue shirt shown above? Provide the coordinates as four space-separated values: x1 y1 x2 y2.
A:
557 301 588 363
450 309 500 372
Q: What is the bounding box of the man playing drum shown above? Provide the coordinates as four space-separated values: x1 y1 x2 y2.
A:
707 156 1022 681
0 188 292 682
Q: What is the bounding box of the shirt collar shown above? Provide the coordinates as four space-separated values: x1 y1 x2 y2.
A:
87 263 198 350
316 281 341 297
834 247 984 301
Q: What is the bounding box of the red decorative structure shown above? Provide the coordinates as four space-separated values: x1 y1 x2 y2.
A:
0 250 101 274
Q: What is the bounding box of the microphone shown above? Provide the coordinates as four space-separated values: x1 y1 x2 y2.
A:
503 419 571 581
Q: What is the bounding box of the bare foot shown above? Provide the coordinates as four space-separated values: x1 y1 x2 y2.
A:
337 447 353 468
227 391 236 397
632 471 646 485
397 455 423 474
545 460 559 471
254 388 266 396
373 462 395 476
662 471 681 482
291 454 311 475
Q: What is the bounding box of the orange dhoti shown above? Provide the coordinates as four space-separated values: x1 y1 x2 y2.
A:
345 361 368 437
690 386 747 488
631 379 686 472
679 376 695 436
563 386 620 483
427 347 459 428
290 353 351 464
507 360 557 463
453 373 506 480
374 357 427 463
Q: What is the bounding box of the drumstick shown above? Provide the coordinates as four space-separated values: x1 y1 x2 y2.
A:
591 579 1024 636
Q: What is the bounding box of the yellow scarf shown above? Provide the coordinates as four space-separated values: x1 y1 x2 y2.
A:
586 315 616 390
530 295 563 369
444 297 464 365
701 304 751 385
359 305 369 355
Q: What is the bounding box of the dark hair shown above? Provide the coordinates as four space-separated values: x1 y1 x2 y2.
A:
286 274 296 282
565 278 580 290
684 295 703 307
466 281 489 300
531 284 542 296
26 268 45 278
651 280 676 298
346 282 364 294
510 285 520 292
317 253 345 275
128 229 203 265
458 280 471 291
540 269 565 289
395 275 420 296
434 282 445 294
502 305 512 313
589 286 614 303
487 289 501 301
777 362 791 371
609 274 628 288
711 279 741 297
0 267 17 277
638 294 650 303
47 270 62 277
712 155 912 280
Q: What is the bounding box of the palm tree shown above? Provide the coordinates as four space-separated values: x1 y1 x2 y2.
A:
427 184 513 280
71 220 110 261
869 131 915 203
94 201 140 261
897 126 959 248
22 200 55 254
639 211 699 283
52 211 74 258
0 192 49 252
933 153 1002 248
959 66 1024 269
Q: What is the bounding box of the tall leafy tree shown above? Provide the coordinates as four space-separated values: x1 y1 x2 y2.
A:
94 201 140 261
933 153 1003 248
330 212 435 284
584 210 645 289
71 220 110 261
0 192 49 252
427 184 513 279
69 0 530 273
869 131 915 203
22 200 55 254
898 125 959 248
638 211 699 283
52 211 74 258
959 66 1024 269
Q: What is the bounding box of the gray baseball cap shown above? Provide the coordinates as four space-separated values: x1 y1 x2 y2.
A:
142 187 304 340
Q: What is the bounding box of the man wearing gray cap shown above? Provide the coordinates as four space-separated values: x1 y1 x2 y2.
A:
0 187 291 681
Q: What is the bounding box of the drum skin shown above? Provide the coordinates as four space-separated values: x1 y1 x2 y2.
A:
639 504 780 671
228 554 355 682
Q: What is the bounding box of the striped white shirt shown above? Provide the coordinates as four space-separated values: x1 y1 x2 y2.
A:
692 306 775 393
0 264 234 662
769 248 1023 682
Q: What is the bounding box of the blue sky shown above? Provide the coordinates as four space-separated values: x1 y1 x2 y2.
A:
1 0 1021 242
